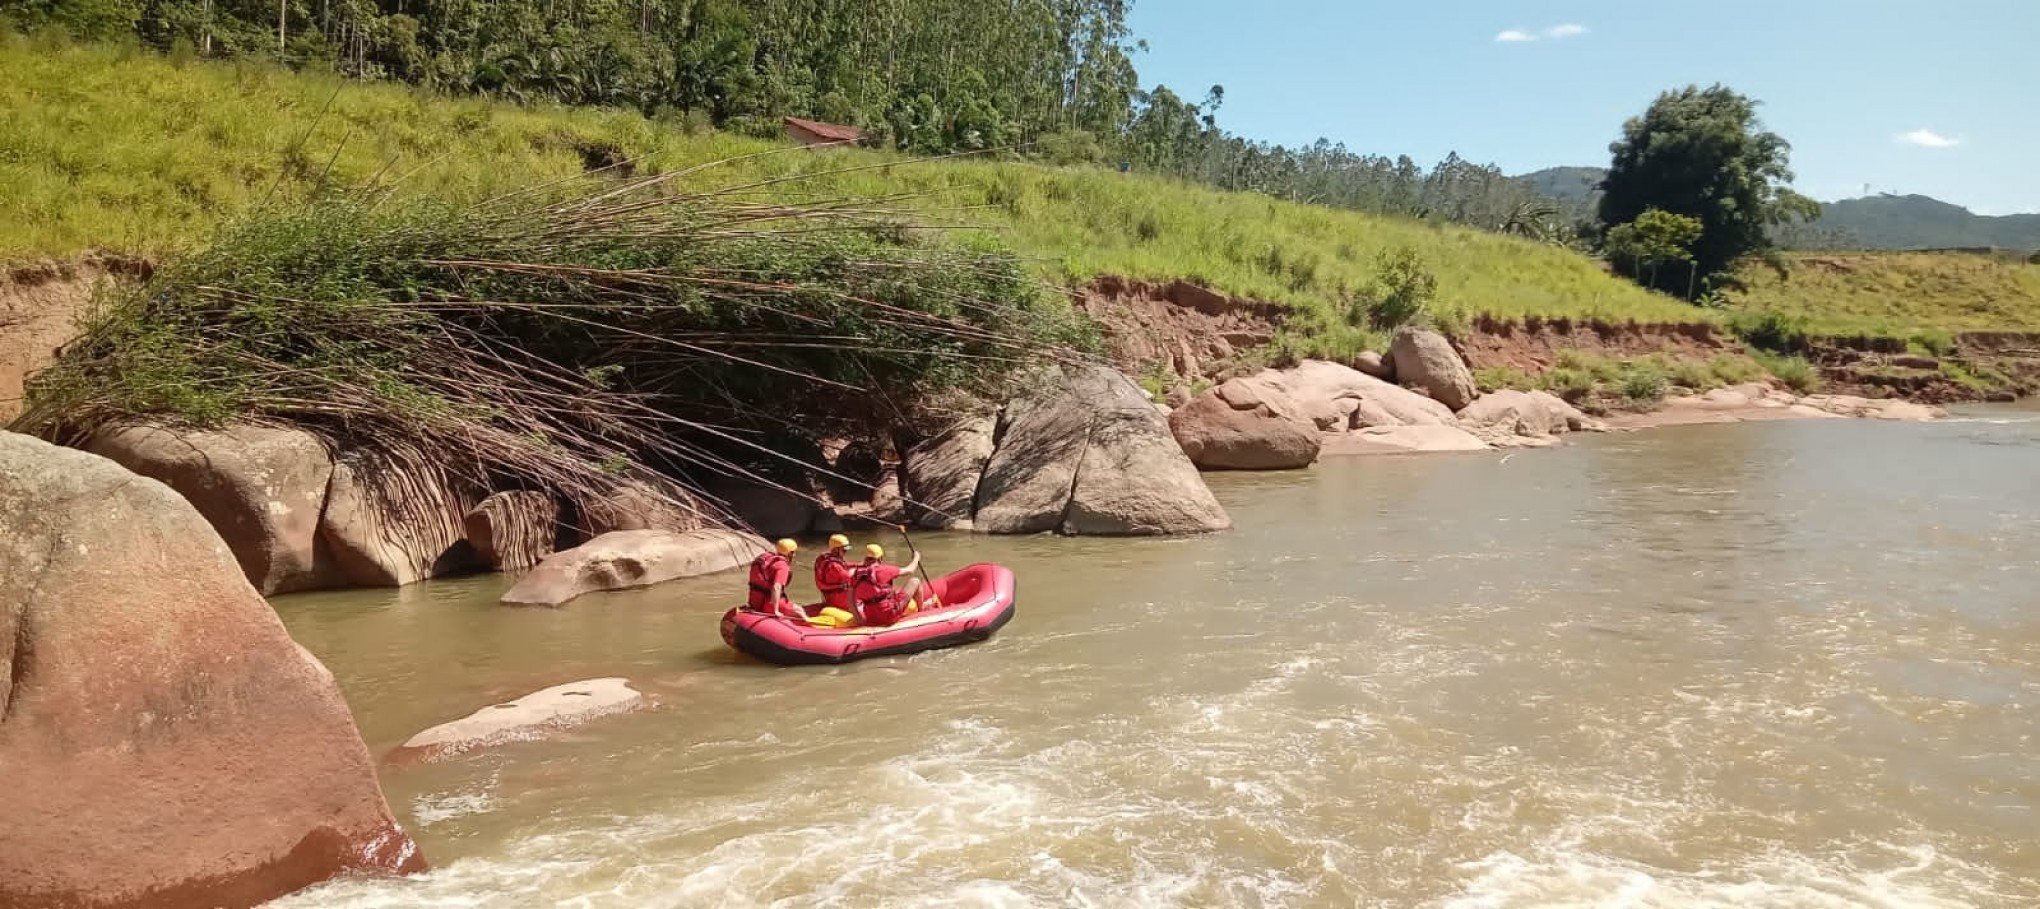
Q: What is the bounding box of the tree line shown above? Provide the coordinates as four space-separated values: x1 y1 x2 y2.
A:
8 0 1564 237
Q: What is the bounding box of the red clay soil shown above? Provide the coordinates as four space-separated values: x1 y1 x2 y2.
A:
0 254 151 422
1458 314 1737 373
1075 276 1285 383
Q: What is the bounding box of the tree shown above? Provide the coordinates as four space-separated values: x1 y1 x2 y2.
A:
1603 208 1703 289
1599 85 1816 295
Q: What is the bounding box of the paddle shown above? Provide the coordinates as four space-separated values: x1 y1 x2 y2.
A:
896 522 940 608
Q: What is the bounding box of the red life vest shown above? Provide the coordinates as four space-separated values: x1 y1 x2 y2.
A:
747 552 791 611
851 562 906 623
814 550 853 609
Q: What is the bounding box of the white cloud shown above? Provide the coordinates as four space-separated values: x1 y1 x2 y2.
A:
1496 24 1588 43
1898 129 1961 148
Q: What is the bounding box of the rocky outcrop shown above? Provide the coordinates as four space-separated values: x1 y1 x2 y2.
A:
707 478 835 538
1799 393 1947 421
83 422 344 595
966 365 1230 535
1168 376 1321 470
1323 424 1490 454
500 529 765 607
320 447 484 587
1457 389 1602 442
1352 350 1392 380
1273 359 1457 430
0 431 422 909
903 415 997 530
390 678 646 763
1388 327 1480 411
464 491 561 572
1076 276 1283 387
574 481 706 537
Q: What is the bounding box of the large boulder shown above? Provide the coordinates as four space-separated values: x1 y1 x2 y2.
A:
320 447 484 587
707 478 830 539
904 415 997 530
1272 360 1457 429
500 529 766 607
1388 328 1479 411
1457 389 1599 439
974 365 1229 535
83 422 344 595
464 491 561 572
1168 376 1321 470
0 432 423 908
390 679 646 763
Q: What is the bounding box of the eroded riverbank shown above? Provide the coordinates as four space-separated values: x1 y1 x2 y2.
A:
271 410 2040 907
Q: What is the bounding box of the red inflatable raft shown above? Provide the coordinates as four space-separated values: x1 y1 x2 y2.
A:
720 563 1016 665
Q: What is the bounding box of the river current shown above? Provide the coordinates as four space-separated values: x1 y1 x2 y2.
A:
271 411 2040 908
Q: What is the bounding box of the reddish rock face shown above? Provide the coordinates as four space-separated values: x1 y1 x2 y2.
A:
0 431 424 909
1168 377 1321 471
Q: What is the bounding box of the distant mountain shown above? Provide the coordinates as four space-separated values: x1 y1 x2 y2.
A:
1811 195 2040 251
1516 166 1605 208
1512 167 2040 251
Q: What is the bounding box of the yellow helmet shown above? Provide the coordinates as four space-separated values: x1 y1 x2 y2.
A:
775 538 799 555
864 543 885 560
828 533 850 549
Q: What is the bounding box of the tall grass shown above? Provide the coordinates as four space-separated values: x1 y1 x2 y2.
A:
0 38 1700 328
1724 251 2040 335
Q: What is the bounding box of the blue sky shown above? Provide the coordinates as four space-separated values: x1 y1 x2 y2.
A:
1127 0 2040 214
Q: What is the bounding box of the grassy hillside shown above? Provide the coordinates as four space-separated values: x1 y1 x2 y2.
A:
0 39 1697 329
1724 251 2040 335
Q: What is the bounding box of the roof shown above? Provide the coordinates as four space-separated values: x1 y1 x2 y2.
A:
782 117 864 143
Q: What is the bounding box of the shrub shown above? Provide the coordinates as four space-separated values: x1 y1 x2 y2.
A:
1730 310 1810 352
1475 366 1535 392
1754 351 1820 393
1618 361 1670 404
1368 246 1436 329
1540 366 1595 402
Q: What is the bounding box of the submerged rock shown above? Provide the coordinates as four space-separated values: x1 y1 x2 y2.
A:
501 528 765 607
1168 376 1321 470
0 431 422 909
973 365 1229 535
84 421 344 595
391 678 647 763
1388 327 1480 411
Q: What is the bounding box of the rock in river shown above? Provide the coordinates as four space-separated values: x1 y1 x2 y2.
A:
1168 375 1322 470
501 528 766 607
1388 327 1480 411
0 431 422 909
972 364 1230 535
391 678 646 763
84 421 344 595
464 490 562 572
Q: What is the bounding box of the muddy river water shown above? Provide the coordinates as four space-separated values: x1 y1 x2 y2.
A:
272 411 2040 907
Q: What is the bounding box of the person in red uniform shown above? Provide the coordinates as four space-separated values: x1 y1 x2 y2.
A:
812 534 854 613
746 538 803 621
850 543 925 627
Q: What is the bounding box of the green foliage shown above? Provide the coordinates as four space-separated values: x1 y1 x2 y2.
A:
1600 85 1813 296
20 173 1094 496
1618 361 1670 404
0 40 1706 337
1722 251 2040 335
1367 246 1437 329
1604 208 1703 280
1753 351 1821 393
1728 310 1811 352
1474 366 1535 393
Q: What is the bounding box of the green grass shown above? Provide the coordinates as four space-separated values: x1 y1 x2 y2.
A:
1724 251 2040 336
1 38 1697 329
